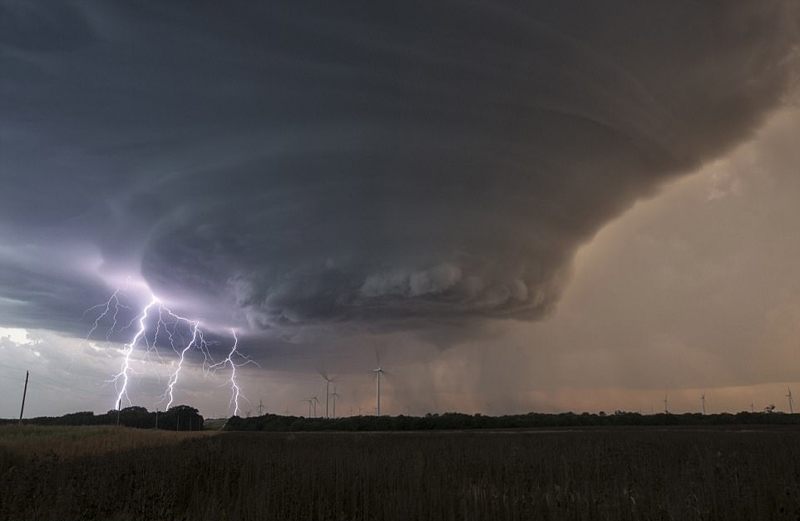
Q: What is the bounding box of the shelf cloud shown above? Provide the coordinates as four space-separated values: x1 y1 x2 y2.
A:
1 1 798 347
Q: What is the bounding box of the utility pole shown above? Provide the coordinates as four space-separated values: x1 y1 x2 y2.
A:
18 370 29 426
258 399 265 416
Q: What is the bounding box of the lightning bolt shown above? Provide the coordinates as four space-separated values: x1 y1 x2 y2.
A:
82 289 130 345
208 329 259 416
162 320 199 410
110 295 160 409
84 290 256 414
155 305 214 409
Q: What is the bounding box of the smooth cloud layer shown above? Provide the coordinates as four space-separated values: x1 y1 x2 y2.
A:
1 2 799 346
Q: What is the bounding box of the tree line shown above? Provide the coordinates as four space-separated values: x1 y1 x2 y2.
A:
6 409 800 432
225 410 800 432
3 405 203 431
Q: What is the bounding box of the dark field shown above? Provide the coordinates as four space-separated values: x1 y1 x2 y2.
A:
2 427 800 521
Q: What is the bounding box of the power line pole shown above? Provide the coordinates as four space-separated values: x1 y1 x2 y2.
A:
18 370 29 426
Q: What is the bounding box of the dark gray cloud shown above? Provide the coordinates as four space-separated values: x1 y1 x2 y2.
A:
1 1 798 347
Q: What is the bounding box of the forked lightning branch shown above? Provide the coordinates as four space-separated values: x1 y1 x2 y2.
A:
83 290 257 415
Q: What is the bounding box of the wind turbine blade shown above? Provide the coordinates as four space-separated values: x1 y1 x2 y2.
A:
374 346 381 367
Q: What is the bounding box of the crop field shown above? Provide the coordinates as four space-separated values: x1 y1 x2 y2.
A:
2 426 800 520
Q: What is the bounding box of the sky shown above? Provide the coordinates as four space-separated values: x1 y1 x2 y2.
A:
1 2 800 418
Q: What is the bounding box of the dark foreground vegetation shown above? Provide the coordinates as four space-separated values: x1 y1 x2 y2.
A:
3 427 800 520
7 409 799 434
227 410 800 431
1 405 204 431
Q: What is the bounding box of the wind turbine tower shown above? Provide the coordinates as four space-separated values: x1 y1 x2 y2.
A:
787 387 794 414
331 386 339 419
374 351 385 416
700 393 706 415
663 394 669 414
319 371 335 418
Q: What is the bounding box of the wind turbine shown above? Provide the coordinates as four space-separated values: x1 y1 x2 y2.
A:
663 394 669 414
331 386 339 419
302 398 313 417
319 371 336 418
700 393 706 415
787 387 794 414
374 349 385 416
311 395 320 418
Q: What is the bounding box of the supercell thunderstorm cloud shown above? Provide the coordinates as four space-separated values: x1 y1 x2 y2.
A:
1 2 800 415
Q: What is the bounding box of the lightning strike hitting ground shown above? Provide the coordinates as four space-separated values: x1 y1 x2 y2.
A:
110 295 160 410
84 291 254 414
161 320 199 410
208 329 259 416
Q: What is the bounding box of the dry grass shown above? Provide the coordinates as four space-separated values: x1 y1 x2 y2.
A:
2 427 800 520
0 424 215 461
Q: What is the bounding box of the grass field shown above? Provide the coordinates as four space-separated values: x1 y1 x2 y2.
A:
0 424 213 462
2 426 800 520
202 417 229 431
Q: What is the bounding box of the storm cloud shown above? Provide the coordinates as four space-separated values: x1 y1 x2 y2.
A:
2 1 799 343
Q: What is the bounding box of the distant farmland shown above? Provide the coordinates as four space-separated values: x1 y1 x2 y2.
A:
3 426 800 520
